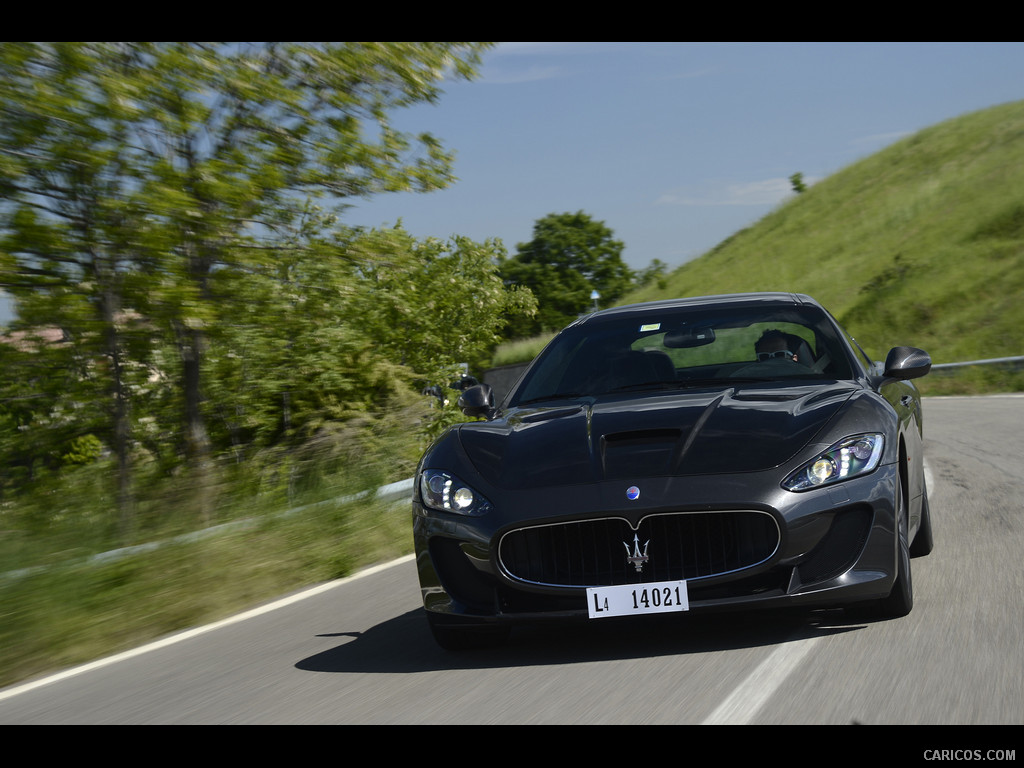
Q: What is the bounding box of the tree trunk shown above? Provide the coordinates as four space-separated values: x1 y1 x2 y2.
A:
100 285 135 542
178 322 214 524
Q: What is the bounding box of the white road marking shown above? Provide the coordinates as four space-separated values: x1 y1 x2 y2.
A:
701 633 822 725
704 459 935 724
0 555 414 703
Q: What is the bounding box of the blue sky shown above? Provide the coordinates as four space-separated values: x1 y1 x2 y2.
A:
3 42 1023 324
344 42 1024 269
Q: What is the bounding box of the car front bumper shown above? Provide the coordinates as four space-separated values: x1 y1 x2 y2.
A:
413 464 900 626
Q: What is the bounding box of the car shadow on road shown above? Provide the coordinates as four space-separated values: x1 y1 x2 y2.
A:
295 606 864 674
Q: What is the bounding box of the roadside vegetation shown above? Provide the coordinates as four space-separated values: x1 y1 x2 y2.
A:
0 446 413 689
0 43 517 688
490 333 557 368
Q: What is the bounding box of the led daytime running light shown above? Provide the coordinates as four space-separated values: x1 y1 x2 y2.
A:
783 434 884 491
419 469 493 516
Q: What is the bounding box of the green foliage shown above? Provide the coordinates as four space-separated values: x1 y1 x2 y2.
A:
345 226 537 382
196 221 534 455
0 324 112 487
635 258 669 291
61 435 103 466
0 42 500 517
499 211 634 337
624 100 1024 391
491 332 558 367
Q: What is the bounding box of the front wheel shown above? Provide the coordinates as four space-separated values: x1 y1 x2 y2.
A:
910 483 934 558
878 480 914 618
848 480 914 620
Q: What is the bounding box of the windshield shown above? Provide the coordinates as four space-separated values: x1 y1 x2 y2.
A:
509 303 856 406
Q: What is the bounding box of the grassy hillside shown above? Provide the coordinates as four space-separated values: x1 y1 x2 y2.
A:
624 100 1024 384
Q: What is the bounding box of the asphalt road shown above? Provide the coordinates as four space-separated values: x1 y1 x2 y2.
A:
1 395 1021 725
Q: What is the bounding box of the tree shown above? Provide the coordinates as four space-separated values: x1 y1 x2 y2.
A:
0 327 94 491
498 211 633 337
202 221 535 454
636 258 669 291
0 42 492 522
345 226 536 383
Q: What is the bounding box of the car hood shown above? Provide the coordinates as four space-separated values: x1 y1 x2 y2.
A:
457 382 858 488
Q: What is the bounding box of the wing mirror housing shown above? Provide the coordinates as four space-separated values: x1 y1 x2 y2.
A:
457 383 495 418
883 346 932 380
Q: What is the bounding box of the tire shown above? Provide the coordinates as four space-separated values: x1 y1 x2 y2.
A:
910 483 934 558
426 612 510 651
847 479 914 621
877 480 914 618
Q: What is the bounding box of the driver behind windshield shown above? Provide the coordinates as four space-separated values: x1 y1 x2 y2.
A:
755 329 801 363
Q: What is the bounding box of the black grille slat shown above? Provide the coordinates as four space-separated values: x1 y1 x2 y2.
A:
499 511 778 588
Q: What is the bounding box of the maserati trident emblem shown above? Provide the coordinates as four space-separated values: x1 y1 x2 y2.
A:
624 533 649 572
626 485 640 500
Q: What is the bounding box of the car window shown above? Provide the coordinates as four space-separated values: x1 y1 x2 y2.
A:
631 322 816 367
510 304 855 406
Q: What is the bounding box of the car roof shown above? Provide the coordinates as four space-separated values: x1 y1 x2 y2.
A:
571 292 824 326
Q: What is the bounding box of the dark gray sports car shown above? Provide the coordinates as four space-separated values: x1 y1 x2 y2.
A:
413 292 933 649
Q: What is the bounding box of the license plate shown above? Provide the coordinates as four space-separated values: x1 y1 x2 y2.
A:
587 580 689 619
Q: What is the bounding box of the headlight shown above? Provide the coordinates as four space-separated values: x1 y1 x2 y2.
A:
782 434 884 491
418 469 493 515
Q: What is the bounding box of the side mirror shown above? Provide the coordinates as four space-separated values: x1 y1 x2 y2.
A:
457 383 494 418
883 346 931 380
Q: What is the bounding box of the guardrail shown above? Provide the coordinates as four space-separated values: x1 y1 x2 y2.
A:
3 477 417 582
930 355 1024 371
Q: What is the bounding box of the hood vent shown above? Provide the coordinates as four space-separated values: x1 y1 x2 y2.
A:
601 429 682 479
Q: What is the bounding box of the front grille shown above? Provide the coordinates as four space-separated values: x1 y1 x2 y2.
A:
498 511 779 589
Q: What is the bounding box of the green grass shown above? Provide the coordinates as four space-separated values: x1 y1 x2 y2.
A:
0 490 413 689
491 332 556 367
623 100 1024 386
492 102 1024 387
0 420 423 689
